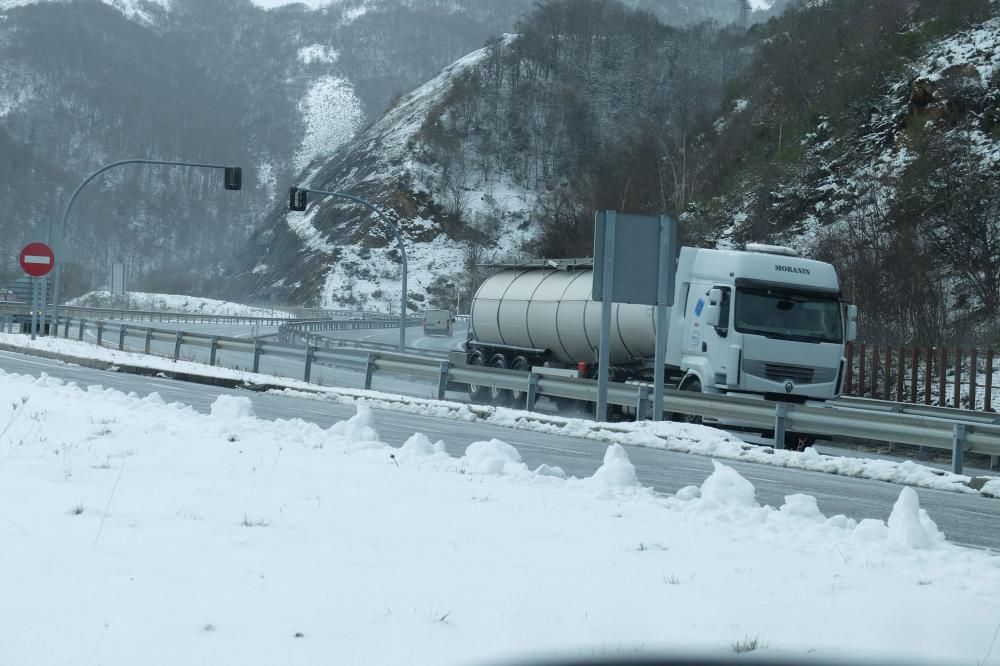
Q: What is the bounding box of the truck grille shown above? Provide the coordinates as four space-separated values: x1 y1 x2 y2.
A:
742 360 838 385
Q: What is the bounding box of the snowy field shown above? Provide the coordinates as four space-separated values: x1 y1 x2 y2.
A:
2 369 1000 665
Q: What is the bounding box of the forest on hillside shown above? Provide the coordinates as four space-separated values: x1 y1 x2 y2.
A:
411 0 998 345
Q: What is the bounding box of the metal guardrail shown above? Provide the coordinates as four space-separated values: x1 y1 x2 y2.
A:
22 316 1000 476
0 302 294 325
835 395 1000 425
277 316 423 346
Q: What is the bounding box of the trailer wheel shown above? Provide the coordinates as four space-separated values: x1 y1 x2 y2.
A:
673 378 703 425
507 356 531 408
467 351 488 403
487 353 513 406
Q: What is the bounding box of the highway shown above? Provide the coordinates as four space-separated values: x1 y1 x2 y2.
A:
1 346 998 551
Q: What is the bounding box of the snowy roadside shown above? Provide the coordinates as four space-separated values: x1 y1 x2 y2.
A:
1 369 999 666
1 331 998 500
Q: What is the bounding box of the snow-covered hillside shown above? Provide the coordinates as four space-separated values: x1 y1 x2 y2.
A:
0 0 169 23
67 291 292 318
248 42 538 312
718 14 1000 249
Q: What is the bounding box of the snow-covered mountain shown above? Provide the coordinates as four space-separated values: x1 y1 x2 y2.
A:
236 42 538 312
0 0 518 297
233 0 757 311
689 2 999 343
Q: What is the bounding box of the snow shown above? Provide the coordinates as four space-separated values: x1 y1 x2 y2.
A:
300 40 539 311
294 75 366 171
2 332 998 499
887 487 945 550
296 43 338 65
2 368 1000 665
0 0 170 24
67 291 293 318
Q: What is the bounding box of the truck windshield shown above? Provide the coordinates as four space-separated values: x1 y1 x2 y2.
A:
734 287 843 343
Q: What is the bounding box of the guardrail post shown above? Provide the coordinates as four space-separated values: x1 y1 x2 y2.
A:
118 325 127 351
635 384 649 421
144 327 153 354
96 322 104 346
173 331 183 361
364 354 376 390
253 341 263 373
78 319 86 341
436 361 450 400
526 372 540 411
63 318 70 338
952 423 966 475
303 346 315 383
773 403 787 450
991 455 998 470
209 336 219 366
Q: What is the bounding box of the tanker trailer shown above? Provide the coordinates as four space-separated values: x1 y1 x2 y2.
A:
461 246 857 434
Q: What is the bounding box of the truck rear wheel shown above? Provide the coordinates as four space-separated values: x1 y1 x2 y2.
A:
468 351 488 403
507 356 531 409
488 353 513 406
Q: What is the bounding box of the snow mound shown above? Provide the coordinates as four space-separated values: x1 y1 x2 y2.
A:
210 395 255 420
854 518 890 542
588 444 640 491
329 404 382 448
398 432 447 459
887 487 944 550
461 439 527 476
780 493 826 523
700 461 757 508
980 478 1000 499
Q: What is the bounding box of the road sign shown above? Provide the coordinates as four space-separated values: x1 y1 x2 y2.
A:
19 242 55 277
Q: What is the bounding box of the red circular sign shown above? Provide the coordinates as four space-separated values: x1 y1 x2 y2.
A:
19 242 55 277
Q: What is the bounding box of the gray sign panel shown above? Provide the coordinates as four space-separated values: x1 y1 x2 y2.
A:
592 211 675 306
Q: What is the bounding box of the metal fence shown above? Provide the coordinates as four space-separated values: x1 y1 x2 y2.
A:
13 316 1000 475
844 343 998 412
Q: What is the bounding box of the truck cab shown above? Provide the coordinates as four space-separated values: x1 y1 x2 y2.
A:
668 244 857 402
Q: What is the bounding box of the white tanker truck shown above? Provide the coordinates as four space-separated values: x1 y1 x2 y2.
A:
461 244 857 437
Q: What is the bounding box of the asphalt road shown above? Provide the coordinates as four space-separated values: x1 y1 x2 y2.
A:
1 347 998 551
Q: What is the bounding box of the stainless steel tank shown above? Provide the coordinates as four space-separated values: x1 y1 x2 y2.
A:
470 268 658 365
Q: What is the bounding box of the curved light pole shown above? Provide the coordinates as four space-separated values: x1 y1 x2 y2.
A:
47 159 242 331
289 186 408 352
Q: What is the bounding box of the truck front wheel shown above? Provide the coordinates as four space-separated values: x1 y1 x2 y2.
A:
673 378 703 425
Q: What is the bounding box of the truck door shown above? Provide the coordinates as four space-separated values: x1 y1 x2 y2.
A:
684 284 731 386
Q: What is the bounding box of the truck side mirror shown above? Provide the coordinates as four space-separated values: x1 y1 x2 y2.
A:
846 304 858 342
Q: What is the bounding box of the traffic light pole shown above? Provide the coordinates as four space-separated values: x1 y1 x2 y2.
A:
47 159 241 332
291 187 409 352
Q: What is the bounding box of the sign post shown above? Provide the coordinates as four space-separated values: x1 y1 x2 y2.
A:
19 242 56 340
593 212 676 422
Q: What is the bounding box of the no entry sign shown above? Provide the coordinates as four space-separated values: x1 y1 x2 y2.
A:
19 242 55 277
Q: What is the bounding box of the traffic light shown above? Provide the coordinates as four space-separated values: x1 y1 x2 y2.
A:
224 166 242 191
289 187 308 211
